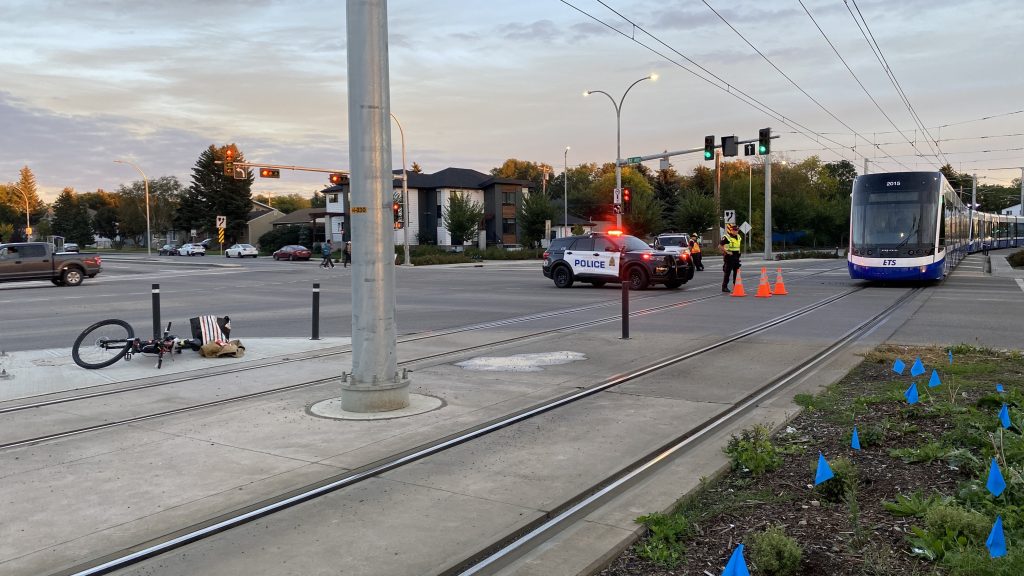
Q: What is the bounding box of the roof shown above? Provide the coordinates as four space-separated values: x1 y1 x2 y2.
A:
319 167 532 194
271 207 341 226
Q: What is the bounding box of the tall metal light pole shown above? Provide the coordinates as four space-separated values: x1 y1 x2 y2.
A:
584 74 657 228
748 163 753 254
114 159 151 255
11 184 31 239
563 146 570 237
390 113 412 266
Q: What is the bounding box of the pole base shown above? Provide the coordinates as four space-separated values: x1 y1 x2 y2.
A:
340 375 410 412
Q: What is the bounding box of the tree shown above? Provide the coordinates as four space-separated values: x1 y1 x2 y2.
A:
587 167 654 229
51 187 94 245
517 190 554 248
253 193 309 214
410 162 423 174
652 168 682 213
176 145 253 241
623 187 663 239
443 192 484 245
491 159 553 196
674 191 716 237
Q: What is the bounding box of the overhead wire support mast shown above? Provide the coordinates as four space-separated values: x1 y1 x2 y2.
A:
224 162 349 175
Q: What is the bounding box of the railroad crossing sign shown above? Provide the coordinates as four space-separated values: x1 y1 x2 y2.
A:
216 215 226 229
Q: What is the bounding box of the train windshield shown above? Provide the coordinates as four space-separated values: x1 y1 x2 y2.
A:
851 173 939 250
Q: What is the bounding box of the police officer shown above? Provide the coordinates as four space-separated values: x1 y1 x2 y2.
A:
689 233 703 271
720 223 742 292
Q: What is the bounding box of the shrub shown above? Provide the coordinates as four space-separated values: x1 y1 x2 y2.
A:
1007 249 1024 268
908 503 989 561
724 424 783 475
814 456 857 503
635 512 689 566
749 525 802 576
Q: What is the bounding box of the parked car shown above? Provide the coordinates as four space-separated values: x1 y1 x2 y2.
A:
179 243 206 256
225 243 258 258
0 242 102 286
62 243 80 253
199 238 212 249
272 245 312 261
158 244 180 256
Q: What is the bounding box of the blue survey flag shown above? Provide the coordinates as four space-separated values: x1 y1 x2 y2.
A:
911 357 925 377
987 516 1007 558
1000 404 1011 429
997 383 1005 393
815 452 834 486
892 358 906 375
905 382 919 404
721 543 750 576
948 350 953 364
928 370 941 388
988 458 1007 497
851 426 861 450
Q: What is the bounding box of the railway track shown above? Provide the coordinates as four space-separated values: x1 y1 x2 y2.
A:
52 279 900 576
0 266 845 451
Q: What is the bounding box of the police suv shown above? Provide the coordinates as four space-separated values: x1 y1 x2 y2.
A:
542 231 694 290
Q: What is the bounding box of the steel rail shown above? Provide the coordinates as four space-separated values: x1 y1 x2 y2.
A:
58 285 865 576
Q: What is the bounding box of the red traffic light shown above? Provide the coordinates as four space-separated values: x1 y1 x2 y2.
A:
259 168 280 178
329 172 347 185
225 147 236 162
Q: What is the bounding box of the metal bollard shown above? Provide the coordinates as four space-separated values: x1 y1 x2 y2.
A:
311 283 320 340
620 276 630 340
151 283 161 340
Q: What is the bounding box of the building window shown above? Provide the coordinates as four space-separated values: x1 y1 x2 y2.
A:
502 218 516 235
327 194 338 203
502 190 516 205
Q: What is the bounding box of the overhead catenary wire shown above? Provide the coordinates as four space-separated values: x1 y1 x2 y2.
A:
844 0 952 167
798 0 932 163
561 0 866 166
697 0 911 169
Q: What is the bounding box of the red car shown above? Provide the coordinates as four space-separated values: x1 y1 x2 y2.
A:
272 245 312 261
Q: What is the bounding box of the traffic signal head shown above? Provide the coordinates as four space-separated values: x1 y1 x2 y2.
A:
622 188 632 214
393 202 403 228
225 147 235 162
704 135 715 160
259 168 280 178
758 127 771 155
329 172 346 185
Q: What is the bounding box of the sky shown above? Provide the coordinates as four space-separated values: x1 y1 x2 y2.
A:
1 0 1022 203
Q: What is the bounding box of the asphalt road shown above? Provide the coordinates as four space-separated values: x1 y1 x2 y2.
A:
1 253 719 353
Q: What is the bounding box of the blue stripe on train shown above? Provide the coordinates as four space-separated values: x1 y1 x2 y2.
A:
848 258 945 281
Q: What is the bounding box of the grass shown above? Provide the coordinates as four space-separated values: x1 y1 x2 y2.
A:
605 344 1024 576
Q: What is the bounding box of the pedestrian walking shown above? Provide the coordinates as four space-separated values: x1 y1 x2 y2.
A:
320 239 335 268
720 224 742 292
689 233 704 271
342 241 351 268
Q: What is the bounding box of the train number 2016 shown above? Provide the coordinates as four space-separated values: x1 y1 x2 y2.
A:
882 259 897 266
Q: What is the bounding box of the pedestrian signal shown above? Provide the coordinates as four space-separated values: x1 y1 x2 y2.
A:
259 168 280 178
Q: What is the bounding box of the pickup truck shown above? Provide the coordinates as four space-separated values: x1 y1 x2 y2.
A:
0 242 102 286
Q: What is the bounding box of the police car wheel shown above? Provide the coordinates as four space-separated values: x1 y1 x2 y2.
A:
552 265 574 288
626 267 649 290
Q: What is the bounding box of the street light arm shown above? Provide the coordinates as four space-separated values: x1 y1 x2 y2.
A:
584 89 618 114
618 75 654 110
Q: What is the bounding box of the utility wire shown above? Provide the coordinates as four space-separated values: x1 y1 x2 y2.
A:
845 0 951 166
699 0 910 169
565 0 866 166
798 0 931 162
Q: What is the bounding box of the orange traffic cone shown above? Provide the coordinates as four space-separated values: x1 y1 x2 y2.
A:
755 267 773 298
772 267 789 295
730 269 747 297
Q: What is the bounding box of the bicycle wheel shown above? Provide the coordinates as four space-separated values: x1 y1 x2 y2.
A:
72 319 134 369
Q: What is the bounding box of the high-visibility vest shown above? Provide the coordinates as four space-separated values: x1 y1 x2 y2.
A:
690 240 701 254
725 234 741 253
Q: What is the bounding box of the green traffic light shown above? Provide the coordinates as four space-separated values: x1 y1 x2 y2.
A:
704 151 713 160
758 144 767 154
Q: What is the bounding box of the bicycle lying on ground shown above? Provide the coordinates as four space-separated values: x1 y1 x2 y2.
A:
72 320 182 369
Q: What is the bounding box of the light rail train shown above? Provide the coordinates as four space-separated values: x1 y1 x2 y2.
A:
848 171 1023 281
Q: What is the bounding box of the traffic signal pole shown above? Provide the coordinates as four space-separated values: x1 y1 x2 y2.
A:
342 0 409 413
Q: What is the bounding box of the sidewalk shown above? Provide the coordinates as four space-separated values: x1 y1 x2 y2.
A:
0 337 347 403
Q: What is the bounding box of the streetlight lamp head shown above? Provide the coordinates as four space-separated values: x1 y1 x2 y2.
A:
583 90 591 97
649 73 659 82
565 146 571 152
